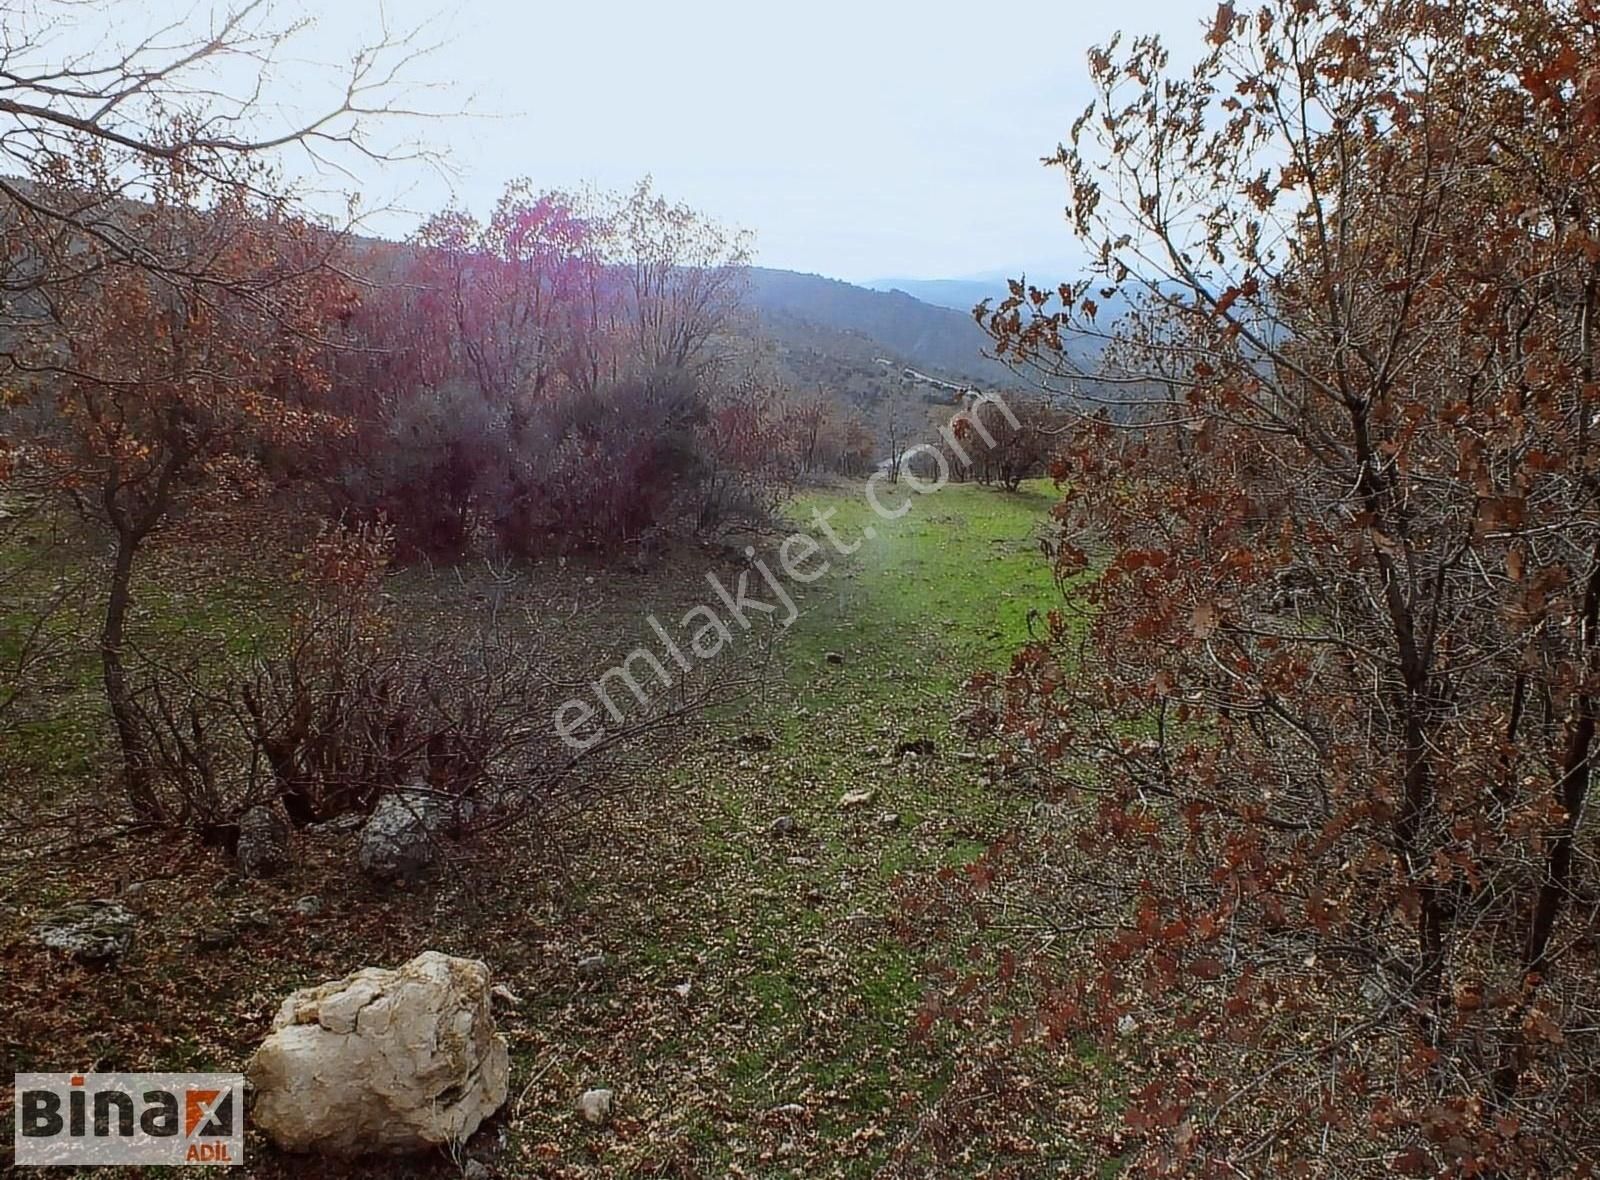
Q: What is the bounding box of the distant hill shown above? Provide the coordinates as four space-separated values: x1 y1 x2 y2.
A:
745 267 1018 390
861 277 1009 315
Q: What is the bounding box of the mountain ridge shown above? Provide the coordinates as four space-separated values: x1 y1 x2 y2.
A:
745 266 1016 390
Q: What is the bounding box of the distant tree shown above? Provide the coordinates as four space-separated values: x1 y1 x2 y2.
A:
785 388 835 476
333 178 764 555
837 413 877 478
959 397 1059 490
412 183 615 403
615 178 751 378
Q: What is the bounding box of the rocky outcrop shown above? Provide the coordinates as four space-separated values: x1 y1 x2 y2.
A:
247 951 510 1156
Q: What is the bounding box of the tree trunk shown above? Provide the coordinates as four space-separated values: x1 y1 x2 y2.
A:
102 527 161 821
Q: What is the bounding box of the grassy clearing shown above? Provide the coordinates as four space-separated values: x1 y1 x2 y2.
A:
1 479 1101 1177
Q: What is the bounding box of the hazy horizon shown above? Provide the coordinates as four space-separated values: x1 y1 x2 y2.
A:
97 0 1207 286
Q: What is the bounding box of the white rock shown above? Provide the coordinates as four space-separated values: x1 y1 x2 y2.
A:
33 900 136 964
357 790 443 882
577 1088 614 1125
838 788 876 809
247 951 509 1157
1116 1014 1138 1037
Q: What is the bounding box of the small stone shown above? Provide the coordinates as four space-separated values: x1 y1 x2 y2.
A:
767 815 798 838
121 881 149 904
491 984 522 1006
196 926 236 951
577 1088 614 1125
464 1161 492 1180
895 737 937 758
839 788 876 809
734 732 775 752
33 900 137 965
294 895 323 918
576 953 607 978
307 813 363 837
824 651 845 665
241 908 272 930
771 1103 806 1119
1117 1014 1138 1037
672 981 692 1000
879 812 901 828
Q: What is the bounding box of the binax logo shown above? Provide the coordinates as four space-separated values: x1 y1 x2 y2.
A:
13 1072 244 1166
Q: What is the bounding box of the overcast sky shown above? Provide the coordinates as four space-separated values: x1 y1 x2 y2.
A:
58 0 1212 284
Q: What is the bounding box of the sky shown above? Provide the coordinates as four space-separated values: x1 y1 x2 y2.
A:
37 0 1212 284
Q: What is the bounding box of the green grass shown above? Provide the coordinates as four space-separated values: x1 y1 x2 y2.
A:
0 519 296 805
2 478 1107 1178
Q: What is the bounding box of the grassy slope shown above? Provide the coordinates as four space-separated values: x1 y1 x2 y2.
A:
1 479 1102 1178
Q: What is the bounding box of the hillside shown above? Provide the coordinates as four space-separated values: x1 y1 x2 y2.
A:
745 267 1018 390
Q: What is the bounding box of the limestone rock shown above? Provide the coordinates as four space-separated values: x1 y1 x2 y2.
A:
236 804 292 878
357 790 443 882
577 1088 614 1125
32 900 136 965
247 951 510 1156
838 788 875 809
